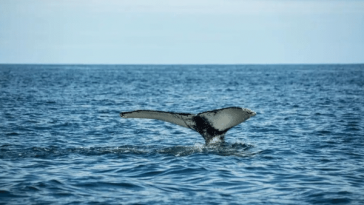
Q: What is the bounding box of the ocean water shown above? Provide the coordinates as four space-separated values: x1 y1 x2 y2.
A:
0 64 363 204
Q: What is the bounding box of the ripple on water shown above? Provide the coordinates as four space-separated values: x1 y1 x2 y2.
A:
1 64 364 204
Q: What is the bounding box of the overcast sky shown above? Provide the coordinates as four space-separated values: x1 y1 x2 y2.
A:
1 0 363 64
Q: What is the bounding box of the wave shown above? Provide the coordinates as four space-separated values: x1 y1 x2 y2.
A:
0 142 258 159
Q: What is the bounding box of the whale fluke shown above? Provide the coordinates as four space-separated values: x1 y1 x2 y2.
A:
120 107 256 144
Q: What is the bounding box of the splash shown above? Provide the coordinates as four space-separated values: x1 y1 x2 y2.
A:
0 142 257 159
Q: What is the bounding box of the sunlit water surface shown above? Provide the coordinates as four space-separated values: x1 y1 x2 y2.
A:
1 65 363 204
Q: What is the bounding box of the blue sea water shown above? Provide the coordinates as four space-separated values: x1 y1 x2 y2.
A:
0 64 363 204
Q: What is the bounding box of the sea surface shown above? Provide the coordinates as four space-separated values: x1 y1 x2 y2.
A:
0 64 363 204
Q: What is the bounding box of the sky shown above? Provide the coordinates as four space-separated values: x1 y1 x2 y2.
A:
0 0 363 64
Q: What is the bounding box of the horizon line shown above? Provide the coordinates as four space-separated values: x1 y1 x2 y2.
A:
1 63 363 66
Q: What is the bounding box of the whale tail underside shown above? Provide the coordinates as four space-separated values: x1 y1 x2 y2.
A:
120 107 256 144
120 110 196 129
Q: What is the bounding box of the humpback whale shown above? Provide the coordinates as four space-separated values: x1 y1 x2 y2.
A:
120 107 256 144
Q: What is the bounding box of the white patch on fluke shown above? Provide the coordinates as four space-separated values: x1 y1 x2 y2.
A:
198 107 256 131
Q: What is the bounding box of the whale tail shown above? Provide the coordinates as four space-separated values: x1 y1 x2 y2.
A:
120 107 256 144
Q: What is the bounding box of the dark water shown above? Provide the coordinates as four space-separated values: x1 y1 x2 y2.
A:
0 64 363 204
